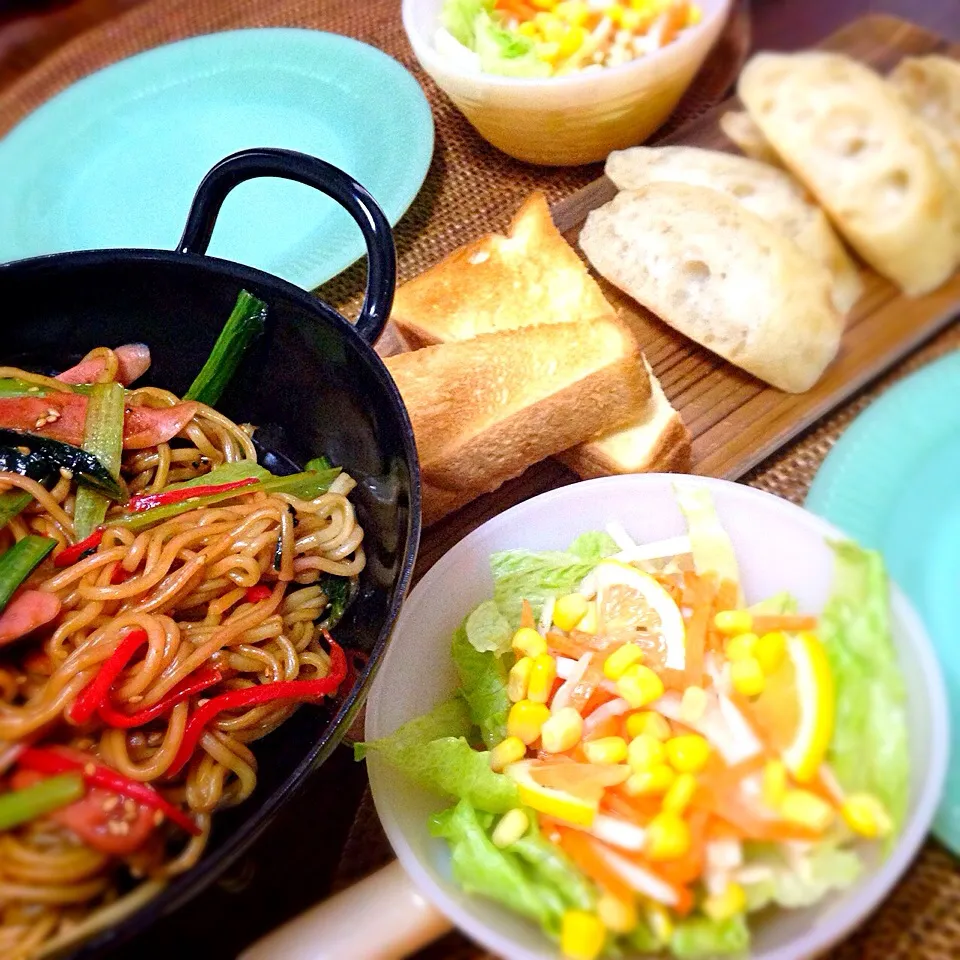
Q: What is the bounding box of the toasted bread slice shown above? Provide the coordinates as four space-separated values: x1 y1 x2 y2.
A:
391 192 611 348
385 317 652 525
605 145 863 314
579 182 843 393
737 51 956 296
557 357 691 479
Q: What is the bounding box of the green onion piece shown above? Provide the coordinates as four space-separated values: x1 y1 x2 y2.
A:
184 291 267 406
0 535 56 612
304 456 333 472
112 467 341 532
73 383 125 539
0 491 33 531
164 460 271 490
0 773 85 831
0 378 50 398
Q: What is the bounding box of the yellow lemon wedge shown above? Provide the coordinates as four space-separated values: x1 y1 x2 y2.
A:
743 631 835 783
505 760 600 827
580 560 686 671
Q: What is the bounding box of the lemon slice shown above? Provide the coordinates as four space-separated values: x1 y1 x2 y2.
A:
745 631 835 783
579 560 686 670
505 760 599 827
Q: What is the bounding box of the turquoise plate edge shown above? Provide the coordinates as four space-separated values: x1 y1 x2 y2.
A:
806 349 960 854
0 28 435 291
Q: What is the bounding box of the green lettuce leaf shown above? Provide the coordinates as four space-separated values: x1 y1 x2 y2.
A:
675 483 742 604
473 11 552 77
490 549 597 627
452 622 511 748
465 599 513 655
165 459 271 489
355 698 518 813
820 541 909 836
568 531 620 563
741 842 862 911
441 0 491 47
670 914 750 958
430 801 594 939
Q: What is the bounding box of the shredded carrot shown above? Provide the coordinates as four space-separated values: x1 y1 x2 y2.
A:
751 614 818 634
582 715 621 742
630 809 708 886
547 631 615 658
552 825 635 904
655 0 689 47
520 599 535 629
709 578 740 650
679 571 714 686
604 790 662 824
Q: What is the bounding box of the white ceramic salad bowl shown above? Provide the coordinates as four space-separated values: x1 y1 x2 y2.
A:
242 475 948 960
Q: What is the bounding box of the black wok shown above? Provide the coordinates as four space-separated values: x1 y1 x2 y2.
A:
0 147 421 957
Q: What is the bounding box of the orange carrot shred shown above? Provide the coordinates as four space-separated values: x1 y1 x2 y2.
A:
520 600 535 629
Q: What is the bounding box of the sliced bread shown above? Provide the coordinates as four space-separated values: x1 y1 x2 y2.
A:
579 182 843 393
385 317 652 525
604 145 863 314
737 51 956 296
888 55 960 144
390 191 611 348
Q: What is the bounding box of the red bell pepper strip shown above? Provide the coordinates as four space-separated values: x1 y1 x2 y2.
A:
97 667 222 729
127 477 259 513
17 747 199 836
53 528 104 568
68 628 148 724
110 562 130 585
167 638 348 777
245 584 272 604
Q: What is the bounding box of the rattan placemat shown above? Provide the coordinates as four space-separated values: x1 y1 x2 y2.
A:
3 0 957 956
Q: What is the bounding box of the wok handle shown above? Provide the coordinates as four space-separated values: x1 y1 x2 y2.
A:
177 148 396 345
237 861 452 960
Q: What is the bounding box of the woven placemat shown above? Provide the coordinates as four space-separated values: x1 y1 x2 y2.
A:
4 0 958 956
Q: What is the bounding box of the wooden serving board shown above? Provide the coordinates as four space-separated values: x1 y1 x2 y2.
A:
398 14 960 575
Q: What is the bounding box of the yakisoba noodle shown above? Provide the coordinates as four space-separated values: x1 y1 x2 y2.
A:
0 347 365 959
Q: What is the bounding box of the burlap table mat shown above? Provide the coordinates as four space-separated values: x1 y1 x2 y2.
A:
1 0 957 956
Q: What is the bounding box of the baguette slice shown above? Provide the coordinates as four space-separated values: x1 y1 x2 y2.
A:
605 145 863 314
556 357 691 479
391 192 611 348
888 55 960 144
385 317 652 525
579 182 843 393
719 110 783 166
737 51 956 296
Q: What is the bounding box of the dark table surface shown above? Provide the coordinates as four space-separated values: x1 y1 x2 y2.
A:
0 1 957 957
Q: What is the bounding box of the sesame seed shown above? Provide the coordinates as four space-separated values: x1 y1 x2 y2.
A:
83 763 96 776
27 386 40 393
103 796 120 812
153 810 164 826
46 409 59 421
123 799 137 816
128 695 144 704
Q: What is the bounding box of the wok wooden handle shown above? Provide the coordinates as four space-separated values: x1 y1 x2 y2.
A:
237 861 452 960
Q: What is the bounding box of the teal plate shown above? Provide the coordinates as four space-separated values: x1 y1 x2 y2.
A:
0 28 434 289
807 349 960 853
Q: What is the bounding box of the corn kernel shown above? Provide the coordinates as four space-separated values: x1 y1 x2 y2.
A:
513 627 547 659
625 711 671 741
662 772 697 815
730 656 766 697
605 5 624 26
754 631 787 675
841 793 893 839
644 901 674 945
532 0 558 8
621 8 645 30
781 789 835 833
702 882 747 922
561 910 606 960
714 610 753 636
528 654 557 704
687 4 702 25
597 892 637 933
627 733 666 772
680 685 707 724
556 0 590 26
492 808 530 848
541 706 584 754
508 700 552 745
624 763 675 797
583 736 628 766
553 593 588 632
490 736 527 772
724 632 759 661
604 643 644 681
508 656 534 702
664 734 711 774
578 602 598 635
558 23 586 57
517 21 540 37
617 664 664 708
761 759 787 809
644 811 692 861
